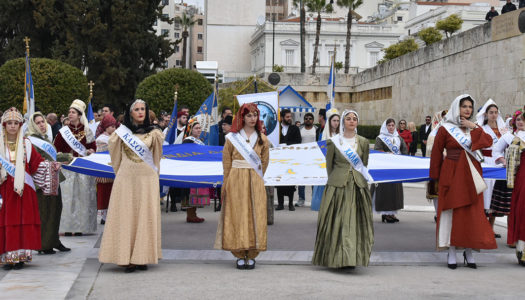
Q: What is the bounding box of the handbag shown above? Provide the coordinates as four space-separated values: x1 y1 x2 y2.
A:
465 150 487 194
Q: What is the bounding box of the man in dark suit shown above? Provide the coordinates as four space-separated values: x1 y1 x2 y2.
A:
276 109 302 211
419 115 432 157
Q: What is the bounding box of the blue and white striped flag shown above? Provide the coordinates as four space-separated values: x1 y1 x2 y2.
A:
326 58 335 110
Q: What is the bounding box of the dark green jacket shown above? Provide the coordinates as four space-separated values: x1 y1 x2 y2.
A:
325 135 369 189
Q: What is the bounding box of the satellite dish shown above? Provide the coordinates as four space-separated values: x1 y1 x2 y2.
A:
268 73 281 85
257 15 266 26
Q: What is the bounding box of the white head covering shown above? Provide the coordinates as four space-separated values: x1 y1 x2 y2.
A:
475 98 506 130
379 118 400 147
70 99 95 143
340 109 359 134
321 108 340 140
0 107 26 196
443 94 475 126
25 112 49 140
505 117 513 132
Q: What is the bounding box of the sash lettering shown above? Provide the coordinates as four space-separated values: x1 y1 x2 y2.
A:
115 125 158 172
28 136 57 161
0 154 35 191
331 135 373 182
379 135 400 155
185 136 205 145
443 123 483 162
59 126 87 157
226 132 264 179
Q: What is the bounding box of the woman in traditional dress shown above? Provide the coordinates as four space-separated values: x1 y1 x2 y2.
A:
426 110 448 221
95 114 117 225
1 108 61 270
99 99 163 273
494 108 525 264
182 118 210 223
312 109 374 269
25 112 72 254
215 103 270 270
311 109 340 211
54 99 97 236
476 99 507 237
430 94 497 269
371 118 408 223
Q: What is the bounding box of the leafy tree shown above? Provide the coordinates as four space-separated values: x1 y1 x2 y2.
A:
0 1 175 112
135 68 212 115
176 12 196 69
380 38 419 62
306 0 333 74
293 0 307 73
418 27 443 46
0 58 88 115
436 14 463 38
337 0 363 74
334 61 343 72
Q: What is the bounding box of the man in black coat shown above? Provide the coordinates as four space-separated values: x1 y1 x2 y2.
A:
502 0 517 14
276 109 301 211
485 7 499 22
419 115 432 157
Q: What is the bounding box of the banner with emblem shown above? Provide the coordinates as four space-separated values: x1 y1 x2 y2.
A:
236 91 279 147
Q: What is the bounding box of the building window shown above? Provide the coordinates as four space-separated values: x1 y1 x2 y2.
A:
397 16 403 22
161 29 169 36
162 0 169 5
162 13 169 19
197 46 203 54
285 49 294 66
174 32 180 38
176 60 181 66
174 19 180 28
198 33 203 40
175 46 180 53
198 19 203 26
175 6 179 11
369 51 379 66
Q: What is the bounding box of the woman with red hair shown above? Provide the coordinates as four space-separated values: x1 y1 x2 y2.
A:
215 103 270 270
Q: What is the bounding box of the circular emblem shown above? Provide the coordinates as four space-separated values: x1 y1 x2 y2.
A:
268 73 281 85
254 100 277 135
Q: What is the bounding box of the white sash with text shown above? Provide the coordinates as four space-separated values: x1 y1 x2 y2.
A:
331 135 373 182
226 132 263 178
28 136 57 161
115 125 158 172
59 126 87 157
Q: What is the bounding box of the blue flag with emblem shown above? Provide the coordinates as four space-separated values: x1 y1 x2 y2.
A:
195 91 219 146
164 97 178 145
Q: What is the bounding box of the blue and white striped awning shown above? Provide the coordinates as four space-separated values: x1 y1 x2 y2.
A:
280 106 316 113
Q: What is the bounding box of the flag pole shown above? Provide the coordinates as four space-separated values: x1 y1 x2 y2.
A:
23 37 30 114
88 80 95 102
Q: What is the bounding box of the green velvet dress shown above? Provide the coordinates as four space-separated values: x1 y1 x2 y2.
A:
312 137 374 268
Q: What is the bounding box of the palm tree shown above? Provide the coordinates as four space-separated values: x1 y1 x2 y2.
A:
175 13 195 69
337 0 363 74
293 0 307 73
306 0 333 74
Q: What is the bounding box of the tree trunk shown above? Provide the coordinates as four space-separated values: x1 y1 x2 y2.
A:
311 11 322 75
344 9 352 74
300 4 306 73
182 33 187 69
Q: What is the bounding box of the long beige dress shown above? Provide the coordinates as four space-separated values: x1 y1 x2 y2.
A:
98 129 163 265
214 134 270 258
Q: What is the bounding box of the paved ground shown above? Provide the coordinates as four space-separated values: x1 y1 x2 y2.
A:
0 183 521 300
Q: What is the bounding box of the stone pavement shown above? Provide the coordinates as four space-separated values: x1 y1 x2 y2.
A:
0 183 522 300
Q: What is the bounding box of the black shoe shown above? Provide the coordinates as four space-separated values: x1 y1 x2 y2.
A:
276 205 284 211
101 219 106 225
391 215 399 222
74 232 83 236
55 243 71 252
381 215 396 223
2 264 13 271
236 259 246 270
463 251 477 269
245 259 255 270
170 204 178 212
517 251 524 265
13 262 24 270
64 232 72 236
39 249 56 255
434 215 437 223
136 265 148 271
495 233 501 238
447 254 457 270
288 205 295 211
124 265 136 273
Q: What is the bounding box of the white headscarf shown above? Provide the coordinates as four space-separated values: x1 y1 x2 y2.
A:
505 117 513 132
0 108 27 196
475 99 506 130
70 99 95 143
339 109 359 134
443 94 476 126
379 118 400 147
321 108 340 140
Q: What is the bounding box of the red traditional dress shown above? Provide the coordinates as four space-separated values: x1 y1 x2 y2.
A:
1 139 59 264
430 126 497 250
507 136 525 254
95 133 113 212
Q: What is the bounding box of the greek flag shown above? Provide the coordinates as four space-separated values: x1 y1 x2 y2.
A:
164 97 178 145
87 99 95 123
326 59 335 110
23 53 35 116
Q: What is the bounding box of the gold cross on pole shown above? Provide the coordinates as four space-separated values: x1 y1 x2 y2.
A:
88 80 95 99
174 84 179 104
24 37 30 55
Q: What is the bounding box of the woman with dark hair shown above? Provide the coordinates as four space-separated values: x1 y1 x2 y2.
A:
371 118 408 223
493 108 525 265
430 95 497 269
397 119 412 149
215 103 270 270
54 99 97 236
476 99 508 236
181 118 210 223
312 109 373 269
98 99 163 273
